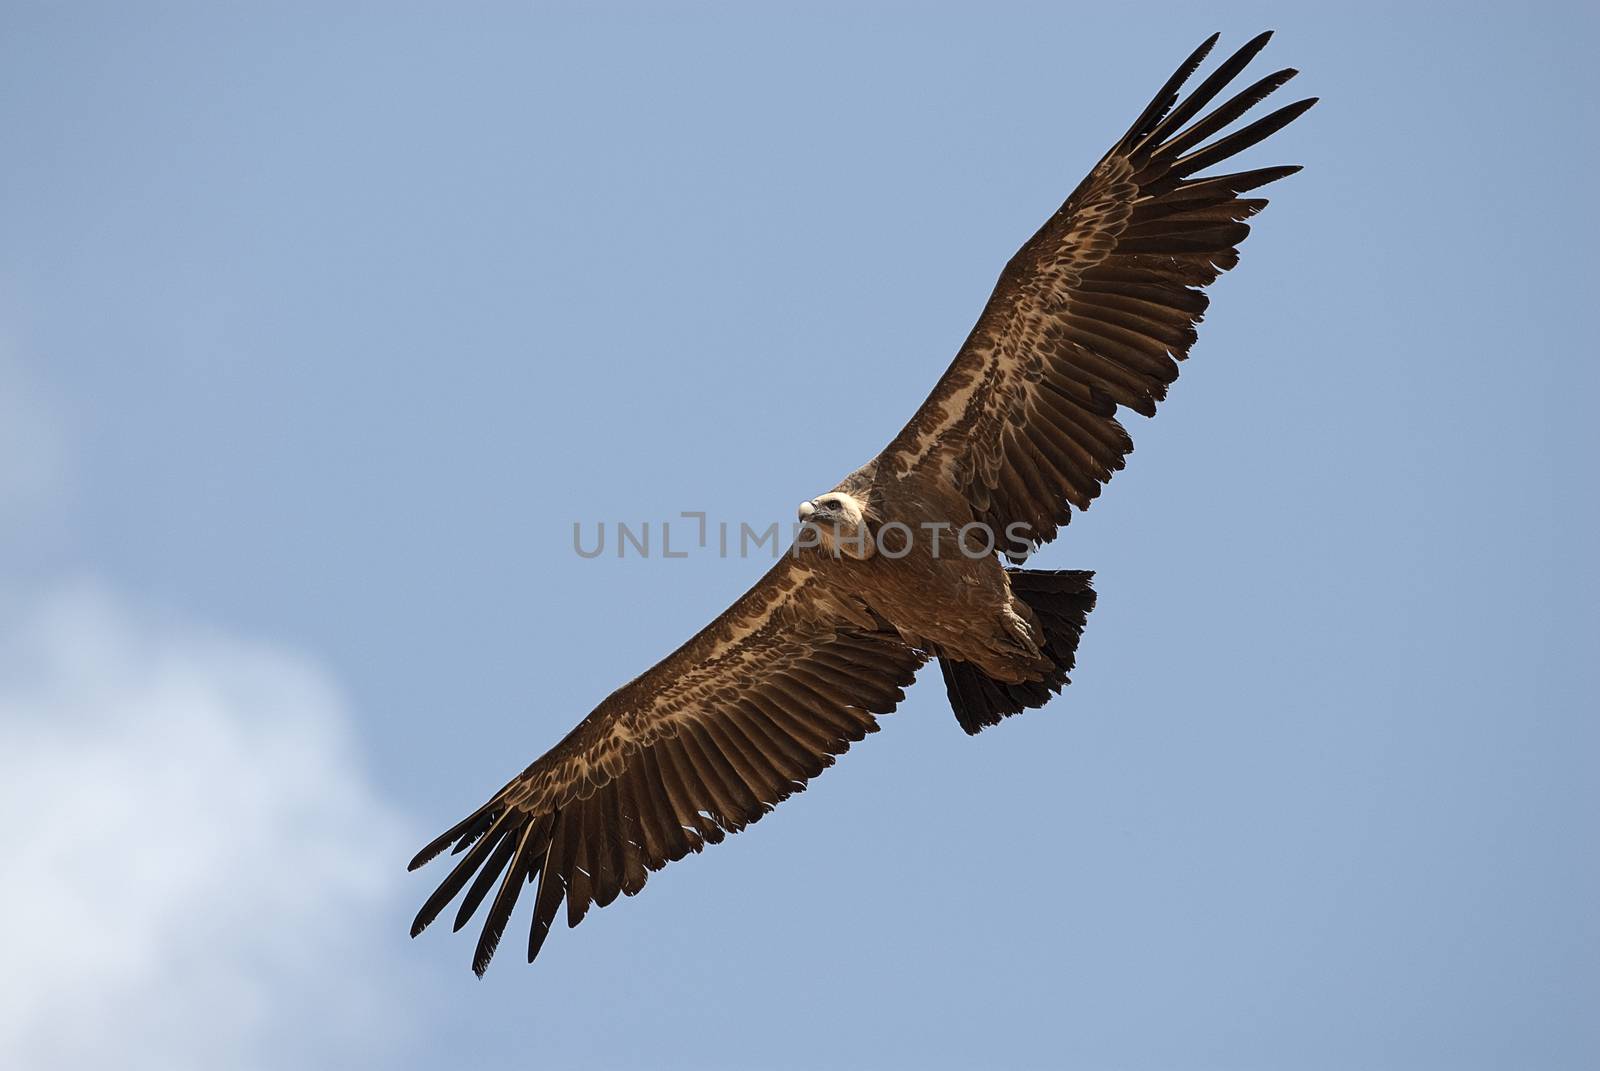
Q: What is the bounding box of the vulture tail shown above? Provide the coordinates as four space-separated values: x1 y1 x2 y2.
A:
939 569 1097 735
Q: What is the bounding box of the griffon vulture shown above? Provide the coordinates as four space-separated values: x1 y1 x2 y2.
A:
410 31 1315 974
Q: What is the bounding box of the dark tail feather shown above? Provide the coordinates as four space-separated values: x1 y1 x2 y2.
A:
940 569 1096 735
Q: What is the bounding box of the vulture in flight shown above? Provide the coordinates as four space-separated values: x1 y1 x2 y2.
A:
410 31 1314 974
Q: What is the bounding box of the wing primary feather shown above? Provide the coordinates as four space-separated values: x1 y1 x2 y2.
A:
451 828 520 933
410 807 517 938
1135 31 1275 154
1156 69 1299 163
1172 97 1318 178
471 819 539 977
1156 164 1302 205
527 810 576 963
408 802 496 871
1114 32 1220 149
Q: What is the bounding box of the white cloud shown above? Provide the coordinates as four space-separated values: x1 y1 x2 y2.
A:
0 582 420 1071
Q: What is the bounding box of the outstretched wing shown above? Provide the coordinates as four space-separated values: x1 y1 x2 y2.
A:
885 32 1315 557
408 555 925 974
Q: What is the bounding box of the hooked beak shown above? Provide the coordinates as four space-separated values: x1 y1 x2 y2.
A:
799 500 842 525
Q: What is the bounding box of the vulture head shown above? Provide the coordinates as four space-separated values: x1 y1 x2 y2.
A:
797 491 874 559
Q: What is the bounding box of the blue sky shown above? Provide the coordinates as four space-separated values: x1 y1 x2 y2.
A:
2 3 1596 1069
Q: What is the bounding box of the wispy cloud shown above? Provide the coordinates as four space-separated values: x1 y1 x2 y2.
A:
0 582 420 1071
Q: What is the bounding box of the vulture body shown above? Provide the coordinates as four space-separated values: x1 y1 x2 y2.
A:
410 31 1315 974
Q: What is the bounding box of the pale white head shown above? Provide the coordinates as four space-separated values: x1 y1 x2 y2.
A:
796 491 874 558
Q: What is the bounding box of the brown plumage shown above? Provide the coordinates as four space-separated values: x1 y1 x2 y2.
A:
410 31 1314 974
